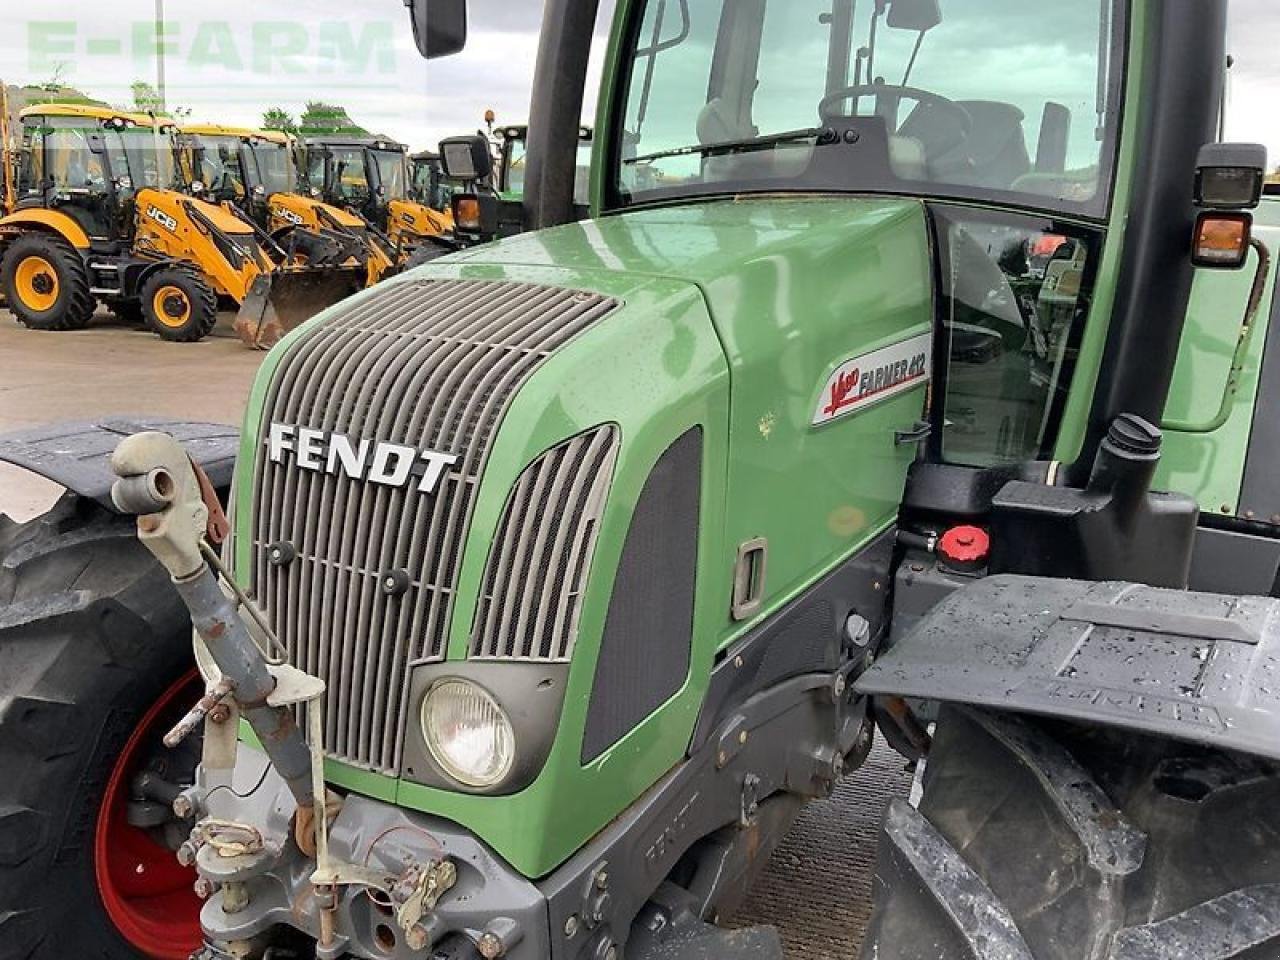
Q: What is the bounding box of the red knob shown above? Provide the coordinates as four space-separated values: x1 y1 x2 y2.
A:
938 525 990 568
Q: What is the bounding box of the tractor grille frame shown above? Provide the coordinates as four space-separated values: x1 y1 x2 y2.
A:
470 425 620 662
249 278 618 774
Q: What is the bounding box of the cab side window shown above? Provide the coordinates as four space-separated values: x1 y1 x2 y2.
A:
932 206 1100 466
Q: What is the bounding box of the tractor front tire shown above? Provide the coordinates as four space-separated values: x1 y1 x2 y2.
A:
0 494 204 960
1 234 96 331
141 266 219 342
862 705 1280 960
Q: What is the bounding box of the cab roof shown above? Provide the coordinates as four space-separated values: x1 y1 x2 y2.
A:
497 124 593 143
304 136 407 153
181 123 291 145
19 103 160 127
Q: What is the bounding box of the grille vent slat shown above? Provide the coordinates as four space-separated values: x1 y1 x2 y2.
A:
471 425 620 663
251 279 618 773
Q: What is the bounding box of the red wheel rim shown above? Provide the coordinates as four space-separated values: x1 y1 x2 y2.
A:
94 669 205 959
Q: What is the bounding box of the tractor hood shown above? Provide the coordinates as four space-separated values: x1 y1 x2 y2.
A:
228 194 932 877
447 195 925 295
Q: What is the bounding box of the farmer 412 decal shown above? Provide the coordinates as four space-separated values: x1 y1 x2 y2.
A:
812 332 932 426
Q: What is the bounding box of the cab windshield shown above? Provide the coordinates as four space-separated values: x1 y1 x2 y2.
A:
19 118 107 195
185 134 246 199
325 146 371 203
110 125 177 190
245 140 297 196
614 0 1123 217
506 133 593 204
371 149 409 201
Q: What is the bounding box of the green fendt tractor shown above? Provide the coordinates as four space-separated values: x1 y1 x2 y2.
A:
2 0 1280 958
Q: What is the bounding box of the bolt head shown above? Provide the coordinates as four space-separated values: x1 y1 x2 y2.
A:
405 925 430 951
477 933 504 959
193 877 214 900
595 870 609 890
605 946 618 960
172 795 193 819
833 674 847 697
738 730 748 745
564 914 580 938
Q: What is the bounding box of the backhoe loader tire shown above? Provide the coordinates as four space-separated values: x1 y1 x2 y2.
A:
141 265 219 343
1 234 96 332
0 493 203 960
862 704 1280 960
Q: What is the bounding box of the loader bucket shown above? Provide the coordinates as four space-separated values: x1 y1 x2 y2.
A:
233 266 364 350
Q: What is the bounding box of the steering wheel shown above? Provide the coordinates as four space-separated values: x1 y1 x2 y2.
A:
818 84 973 159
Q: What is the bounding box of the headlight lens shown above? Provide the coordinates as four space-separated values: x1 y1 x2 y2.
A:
421 679 515 788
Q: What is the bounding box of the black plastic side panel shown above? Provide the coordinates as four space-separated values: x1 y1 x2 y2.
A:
582 428 701 763
1238 269 1280 526
690 526 895 754
1072 0 1228 481
857 574 1280 760
0 419 240 509
1189 525 1280 598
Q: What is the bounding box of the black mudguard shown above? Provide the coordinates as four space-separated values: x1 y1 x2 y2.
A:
857 574 1280 761
0 418 239 510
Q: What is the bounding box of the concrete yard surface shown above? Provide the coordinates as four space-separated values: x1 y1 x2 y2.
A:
0 310 262 520
0 307 911 957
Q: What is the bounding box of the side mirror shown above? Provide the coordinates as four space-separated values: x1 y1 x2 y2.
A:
887 0 942 32
439 135 493 182
406 0 468 60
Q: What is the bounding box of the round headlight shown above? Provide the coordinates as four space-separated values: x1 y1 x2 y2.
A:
421 679 515 788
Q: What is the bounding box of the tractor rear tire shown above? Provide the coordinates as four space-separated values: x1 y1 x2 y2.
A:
862 705 1280 960
0 493 204 960
1 234 96 332
141 265 219 343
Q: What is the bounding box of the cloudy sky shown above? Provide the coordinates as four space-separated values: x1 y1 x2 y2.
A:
1 1 1276 158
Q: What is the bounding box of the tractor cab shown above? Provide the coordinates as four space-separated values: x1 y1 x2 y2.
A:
177 125 302 228
496 123 593 207
409 149 454 211
303 136 451 251
13 105 180 250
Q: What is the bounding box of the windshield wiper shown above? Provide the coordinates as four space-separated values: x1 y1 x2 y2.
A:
624 126 830 165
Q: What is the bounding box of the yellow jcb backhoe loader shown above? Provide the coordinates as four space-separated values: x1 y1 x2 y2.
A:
0 105 358 344
301 136 452 258
177 124 394 288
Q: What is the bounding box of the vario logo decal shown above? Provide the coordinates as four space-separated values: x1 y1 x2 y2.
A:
145 205 179 233
268 423 458 495
812 332 932 426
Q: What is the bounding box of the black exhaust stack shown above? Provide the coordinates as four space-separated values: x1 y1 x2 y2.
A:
523 0 601 231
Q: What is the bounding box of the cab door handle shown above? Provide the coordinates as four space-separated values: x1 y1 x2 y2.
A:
894 421 933 446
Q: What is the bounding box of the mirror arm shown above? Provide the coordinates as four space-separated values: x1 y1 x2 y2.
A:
1163 237 1272 434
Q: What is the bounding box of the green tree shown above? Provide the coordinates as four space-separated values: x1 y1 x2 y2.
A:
129 81 191 120
297 101 369 138
262 107 298 135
